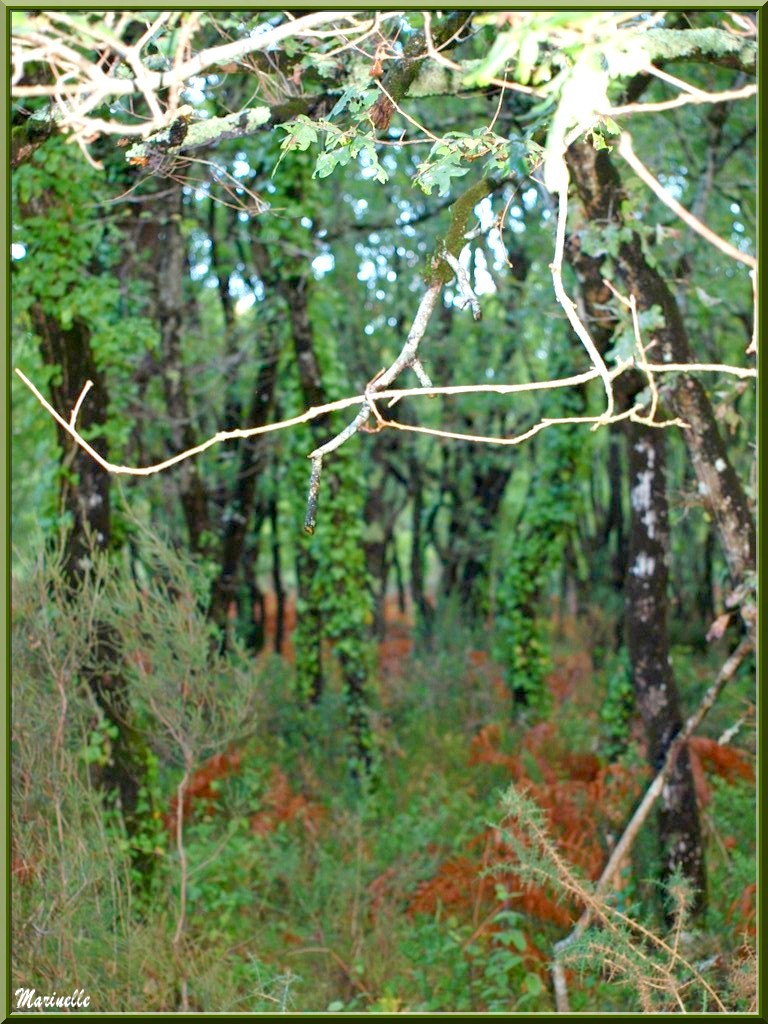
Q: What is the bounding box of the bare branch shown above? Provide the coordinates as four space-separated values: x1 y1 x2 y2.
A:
303 457 323 535
15 352 754 481
302 282 442 525
550 183 616 423
746 268 757 355
644 361 755 379
439 248 482 320
422 12 537 97
375 404 688 448
603 278 660 418
410 358 434 390
617 131 757 269
15 366 369 477
69 379 94 429
372 79 443 144
12 11 398 139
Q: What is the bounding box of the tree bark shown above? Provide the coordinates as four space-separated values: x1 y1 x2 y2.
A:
33 307 147 846
363 440 408 639
566 142 755 597
155 187 211 553
409 453 435 641
280 270 327 703
208 330 280 638
269 489 286 655
33 309 111 580
437 433 512 626
625 419 706 917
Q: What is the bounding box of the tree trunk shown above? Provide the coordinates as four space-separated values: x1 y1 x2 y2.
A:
363 441 407 639
605 430 627 595
282 271 329 705
625 419 706 918
409 455 435 642
208 330 280 638
155 186 211 554
439 443 512 626
566 142 755 598
269 491 286 655
33 307 147 851
33 309 111 579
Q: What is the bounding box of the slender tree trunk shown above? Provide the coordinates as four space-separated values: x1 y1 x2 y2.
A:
625 419 706 917
208 330 280 637
207 198 242 428
281 271 328 704
242 541 266 651
699 527 716 627
439 444 512 626
363 443 406 638
33 310 111 580
269 491 286 655
33 307 147 850
409 455 434 641
605 430 627 594
248 235 328 698
392 538 407 615
155 187 210 553
366 532 391 640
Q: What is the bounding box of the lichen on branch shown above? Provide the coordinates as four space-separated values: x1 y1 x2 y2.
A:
126 107 271 164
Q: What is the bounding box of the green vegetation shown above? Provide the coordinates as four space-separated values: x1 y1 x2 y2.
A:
11 540 755 1012
11 9 755 1015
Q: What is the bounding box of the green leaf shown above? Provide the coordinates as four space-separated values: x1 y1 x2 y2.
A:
313 147 351 179
415 154 469 196
278 116 318 152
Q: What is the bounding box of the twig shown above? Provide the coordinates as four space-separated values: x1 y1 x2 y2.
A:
643 361 756 379
617 131 757 270
410 358 433 388
15 365 367 476
173 764 190 948
550 183 615 423
16 354 753 481
717 714 747 746
302 282 442 526
303 456 323 535
168 12 201 117
439 247 482 320
644 64 711 99
746 268 756 354
422 12 537 96
551 637 754 1013
602 279 659 419
605 82 756 119
69 378 93 428
12 10 399 163
372 79 443 143
376 404 687 448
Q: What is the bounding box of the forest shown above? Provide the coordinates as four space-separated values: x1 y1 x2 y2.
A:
10 8 757 1015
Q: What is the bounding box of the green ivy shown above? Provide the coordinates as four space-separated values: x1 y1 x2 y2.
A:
599 647 635 759
494 396 588 710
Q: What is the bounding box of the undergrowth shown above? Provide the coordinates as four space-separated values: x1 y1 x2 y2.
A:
11 544 756 1012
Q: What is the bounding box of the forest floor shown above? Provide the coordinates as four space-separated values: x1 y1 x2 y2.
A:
163 594 756 1013
12 563 756 1013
